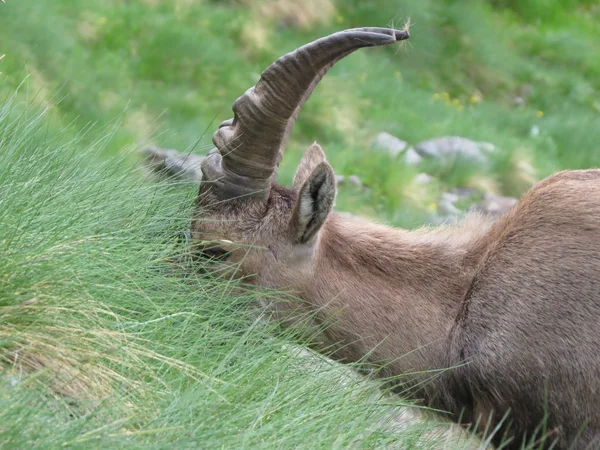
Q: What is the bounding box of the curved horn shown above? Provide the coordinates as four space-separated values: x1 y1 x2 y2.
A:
201 27 410 200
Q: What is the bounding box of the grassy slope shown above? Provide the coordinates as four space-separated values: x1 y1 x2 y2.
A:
0 0 599 448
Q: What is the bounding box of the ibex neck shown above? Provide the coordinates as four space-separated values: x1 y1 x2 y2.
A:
307 213 489 384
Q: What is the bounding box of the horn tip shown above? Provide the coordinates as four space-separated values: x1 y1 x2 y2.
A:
395 29 410 41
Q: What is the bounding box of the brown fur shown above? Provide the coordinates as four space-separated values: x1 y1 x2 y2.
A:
191 146 600 449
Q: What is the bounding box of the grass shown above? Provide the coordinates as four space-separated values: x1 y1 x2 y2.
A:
0 0 599 448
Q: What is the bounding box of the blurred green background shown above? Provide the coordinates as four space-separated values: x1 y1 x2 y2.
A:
1 0 598 227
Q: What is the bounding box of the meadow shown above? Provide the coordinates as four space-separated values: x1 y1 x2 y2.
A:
0 0 599 448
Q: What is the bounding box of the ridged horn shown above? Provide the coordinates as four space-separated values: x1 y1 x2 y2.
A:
201 27 410 200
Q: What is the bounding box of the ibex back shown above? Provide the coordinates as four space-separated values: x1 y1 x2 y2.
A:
149 28 600 449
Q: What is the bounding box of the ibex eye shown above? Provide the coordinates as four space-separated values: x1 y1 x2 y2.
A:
198 244 231 261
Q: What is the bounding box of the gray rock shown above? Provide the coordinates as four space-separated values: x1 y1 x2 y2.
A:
372 132 423 165
413 173 433 185
438 192 462 215
402 147 424 165
451 187 478 201
479 193 518 216
348 175 363 188
414 136 496 164
336 174 364 189
438 202 461 216
372 132 408 157
142 146 204 182
441 192 459 204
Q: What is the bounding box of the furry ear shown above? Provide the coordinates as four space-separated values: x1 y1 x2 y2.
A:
291 161 337 244
293 143 327 190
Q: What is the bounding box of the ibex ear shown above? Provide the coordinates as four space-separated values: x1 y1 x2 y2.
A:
291 161 337 244
293 143 327 190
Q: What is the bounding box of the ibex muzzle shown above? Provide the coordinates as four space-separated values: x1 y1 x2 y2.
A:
158 27 600 449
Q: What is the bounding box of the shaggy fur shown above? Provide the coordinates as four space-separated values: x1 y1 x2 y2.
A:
191 145 600 449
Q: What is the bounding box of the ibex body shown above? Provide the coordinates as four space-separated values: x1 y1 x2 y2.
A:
152 28 600 449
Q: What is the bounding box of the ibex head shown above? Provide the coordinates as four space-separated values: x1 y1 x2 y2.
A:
191 28 409 287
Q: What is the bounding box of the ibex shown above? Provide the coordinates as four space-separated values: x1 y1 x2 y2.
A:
147 28 600 449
